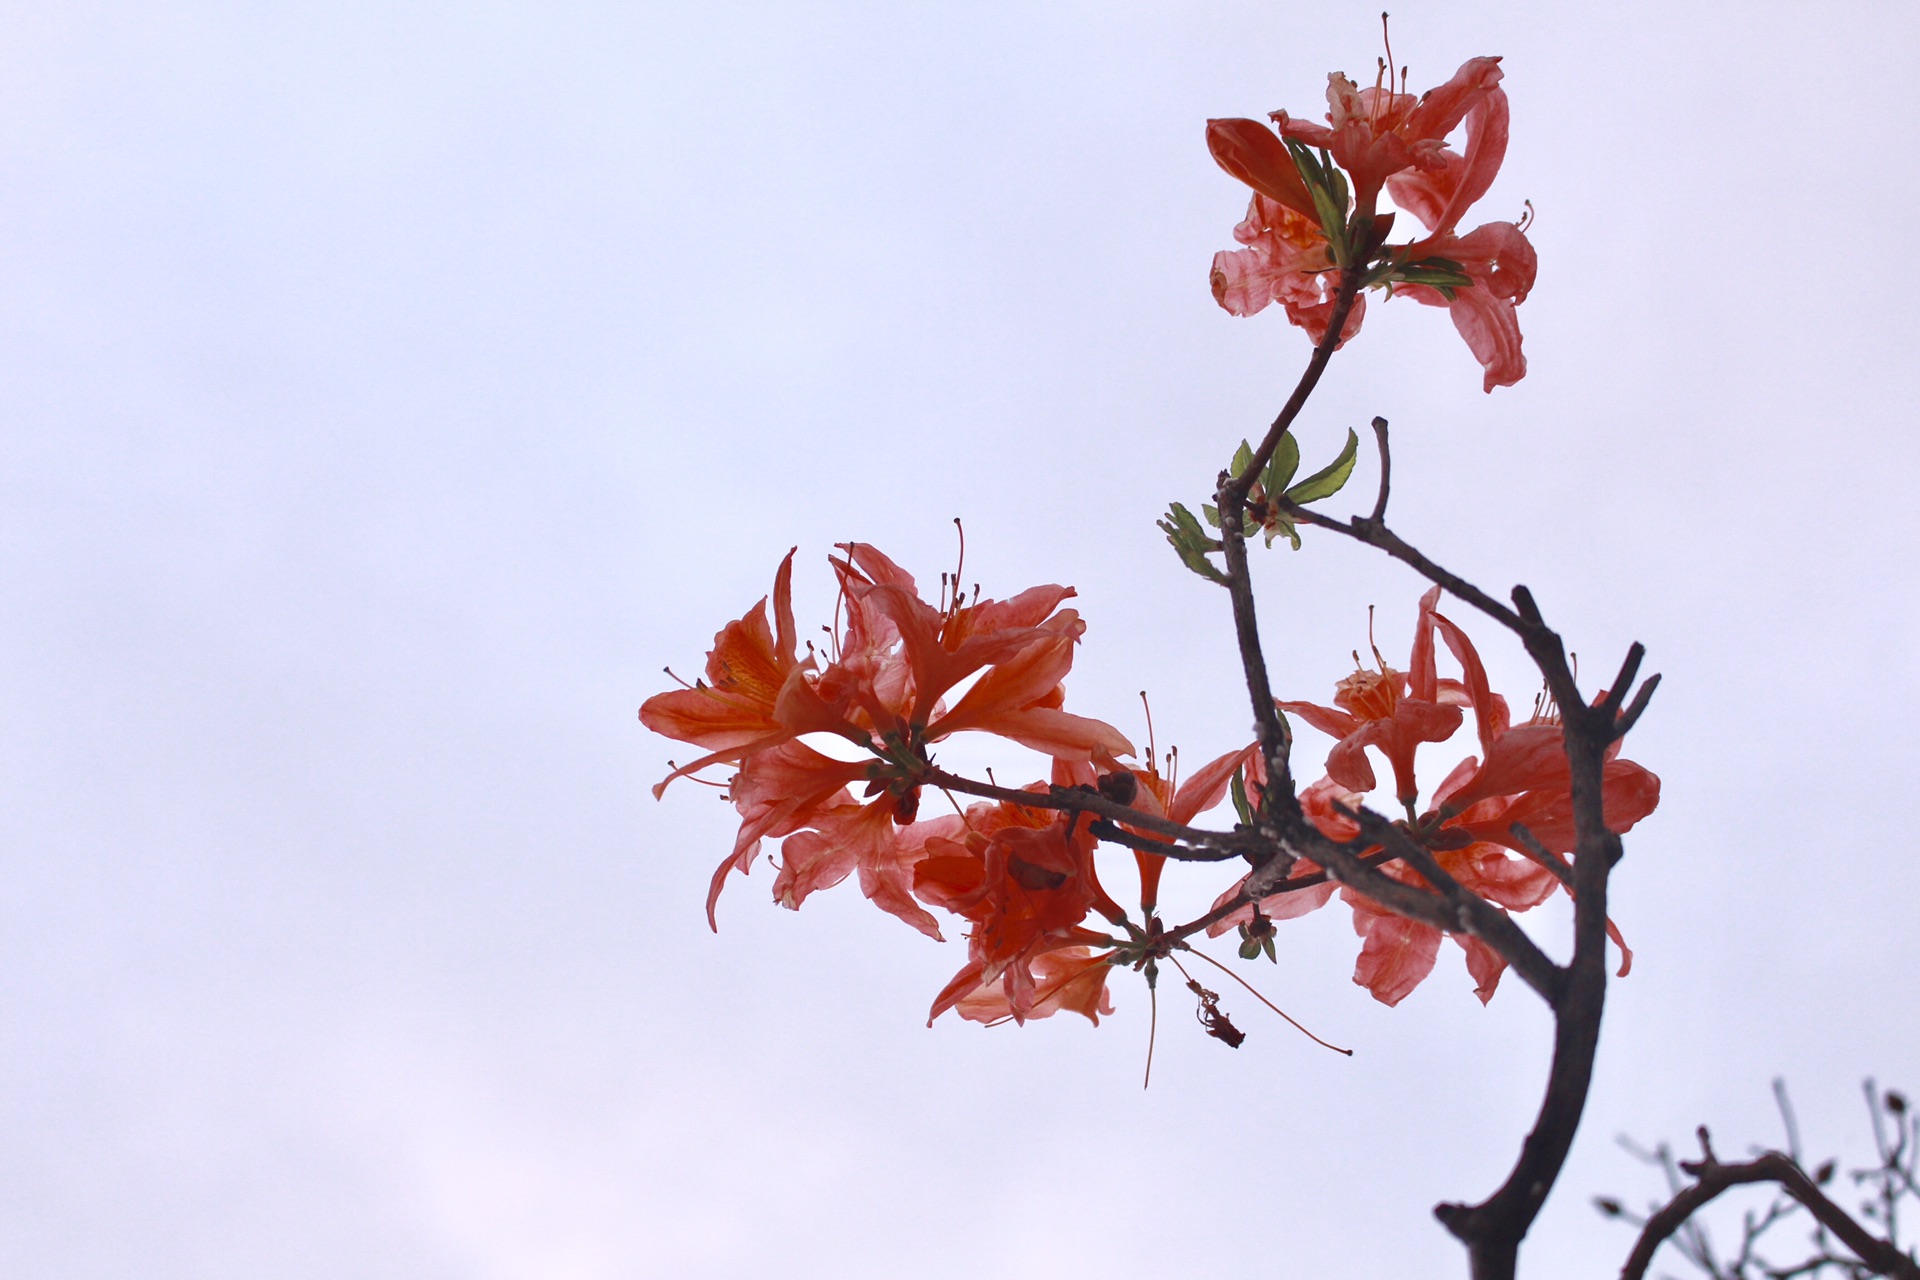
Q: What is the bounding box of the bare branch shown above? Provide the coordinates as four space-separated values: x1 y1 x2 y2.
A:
1366 414 1392 522
1599 643 1646 718
1617 673 1663 738
1339 804 1564 1005
1507 822 1576 891
1213 266 1364 816
924 767 1239 852
1619 1147 1920 1280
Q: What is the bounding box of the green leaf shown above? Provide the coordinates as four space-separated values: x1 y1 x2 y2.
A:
1390 258 1473 293
1259 431 1300 496
1323 149 1350 220
1285 139 1352 265
1204 502 1257 536
1229 766 1253 826
1157 502 1229 586
1260 934 1277 963
1284 428 1360 504
1238 935 1263 961
1230 439 1255 481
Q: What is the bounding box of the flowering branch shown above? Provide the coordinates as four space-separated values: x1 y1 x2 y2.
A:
641 37 1666 1280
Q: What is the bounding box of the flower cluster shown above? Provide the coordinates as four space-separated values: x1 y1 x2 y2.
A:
1208 588 1661 1006
640 544 1137 1025
1207 55 1537 390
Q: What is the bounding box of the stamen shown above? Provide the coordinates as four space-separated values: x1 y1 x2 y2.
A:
663 665 694 690
1367 604 1387 670
951 517 967 618
1139 690 1159 778
1380 12 1397 98
829 569 847 663
1144 971 1159 1088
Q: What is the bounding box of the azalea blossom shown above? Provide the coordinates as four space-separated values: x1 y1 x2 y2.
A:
1204 590 1659 1006
917 767 1125 1026
1276 587 1473 807
1207 54 1538 390
638 550 810 798
1115 740 1261 913
642 543 1133 937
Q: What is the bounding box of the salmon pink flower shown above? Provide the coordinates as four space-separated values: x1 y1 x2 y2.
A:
772 802 953 940
639 550 810 797
948 946 1115 1026
1208 54 1538 389
1392 213 1537 392
1208 192 1368 346
917 774 1125 1025
646 542 1134 938
706 739 867 929
1277 587 1475 807
1274 56 1508 223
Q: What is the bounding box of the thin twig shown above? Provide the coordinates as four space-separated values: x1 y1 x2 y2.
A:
1339 804 1564 1005
1508 822 1576 890
1619 1146 1920 1280
1159 848 1402 946
924 767 1236 850
1085 819 1244 861
1215 266 1364 815
1366 415 1392 522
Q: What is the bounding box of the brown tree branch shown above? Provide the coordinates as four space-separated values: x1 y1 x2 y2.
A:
1619 1142 1920 1280
1215 267 1364 816
1366 414 1392 522
1432 602 1627 1280
924 767 1239 852
1341 805 1564 1005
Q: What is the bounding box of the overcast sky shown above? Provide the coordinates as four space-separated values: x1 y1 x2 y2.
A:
3 2 1917 1276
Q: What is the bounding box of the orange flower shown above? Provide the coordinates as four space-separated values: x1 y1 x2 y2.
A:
639 550 812 798
1274 56 1508 222
834 545 1132 761
1118 741 1261 913
1220 590 1660 1006
1277 586 1472 807
1207 54 1538 389
917 772 1124 1025
645 543 1133 937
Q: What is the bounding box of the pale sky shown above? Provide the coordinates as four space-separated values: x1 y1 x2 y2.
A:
3 2 1917 1276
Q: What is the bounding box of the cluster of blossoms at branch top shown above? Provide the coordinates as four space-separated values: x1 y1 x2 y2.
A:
1207 52 1535 390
